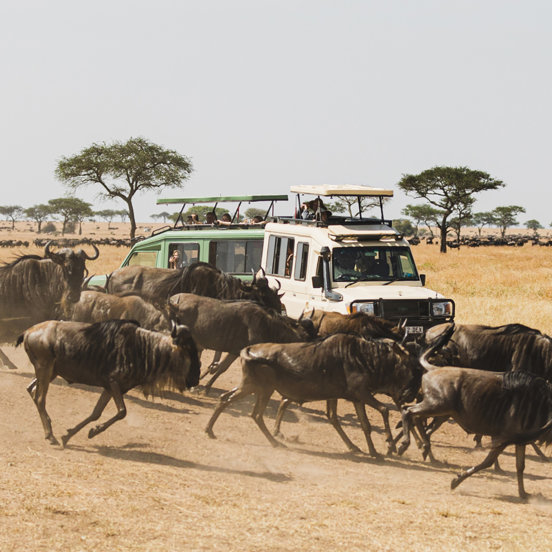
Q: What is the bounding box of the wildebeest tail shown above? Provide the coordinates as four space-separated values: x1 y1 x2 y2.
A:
15 333 25 348
419 322 456 371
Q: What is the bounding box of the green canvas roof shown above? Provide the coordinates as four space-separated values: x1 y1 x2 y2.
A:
157 194 288 205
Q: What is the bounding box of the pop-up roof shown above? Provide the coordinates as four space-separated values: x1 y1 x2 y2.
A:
290 185 393 197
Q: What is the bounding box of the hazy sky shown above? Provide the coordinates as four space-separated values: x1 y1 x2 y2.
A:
2 1 551 225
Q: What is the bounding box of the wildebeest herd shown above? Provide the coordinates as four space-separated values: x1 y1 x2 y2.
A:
2 244 552 500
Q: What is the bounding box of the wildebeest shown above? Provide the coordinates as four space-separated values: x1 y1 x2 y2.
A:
305 309 404 341
107 262 283 311
0 242 99 368
168 293 316 392
274 309 406 448
19 319 200 447
398 323 552 498
205 333 423 458
424 322 552 454
66 290 171 332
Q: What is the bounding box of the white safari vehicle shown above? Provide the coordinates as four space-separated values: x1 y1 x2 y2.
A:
261 185 454 335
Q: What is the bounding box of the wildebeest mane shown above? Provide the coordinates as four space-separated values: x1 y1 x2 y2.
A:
493 323 543 336
78 319 192 396
0 254 43 268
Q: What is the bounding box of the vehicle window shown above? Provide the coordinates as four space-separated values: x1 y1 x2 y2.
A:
210 239 264 274
168 243 200 268
332 246 418 282
127 250 158 267
267 235 294 277
294 242 309 281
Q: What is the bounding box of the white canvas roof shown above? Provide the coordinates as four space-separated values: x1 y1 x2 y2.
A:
290 184 394 197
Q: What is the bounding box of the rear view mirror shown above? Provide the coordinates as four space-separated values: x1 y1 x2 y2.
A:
312 275 323 289
420 274 426 286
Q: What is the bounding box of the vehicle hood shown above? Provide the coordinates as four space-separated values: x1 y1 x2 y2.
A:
336 284 447 302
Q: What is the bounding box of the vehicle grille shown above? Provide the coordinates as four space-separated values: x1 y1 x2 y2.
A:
377 299 430 320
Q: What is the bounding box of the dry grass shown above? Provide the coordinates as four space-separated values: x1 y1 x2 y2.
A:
2 224 552 551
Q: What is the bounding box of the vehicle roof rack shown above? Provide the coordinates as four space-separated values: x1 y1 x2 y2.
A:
156 194 288 227
291 185 393 223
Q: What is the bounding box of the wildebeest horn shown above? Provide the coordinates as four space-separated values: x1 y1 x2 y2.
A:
273 279 281 291
80 244 100 260
251 268 257 285
44 241 60 262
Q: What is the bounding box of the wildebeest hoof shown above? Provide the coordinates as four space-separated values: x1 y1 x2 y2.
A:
205 428 216 439
396 442 408 456
60 434 71 448
47 435 60 446
451 476 461 490
88 426 101 439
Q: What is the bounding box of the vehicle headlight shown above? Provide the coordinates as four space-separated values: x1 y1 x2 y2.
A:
349 302 376 315
431 301 453 317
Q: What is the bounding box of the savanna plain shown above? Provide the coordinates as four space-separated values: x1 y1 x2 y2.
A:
2 223 552 551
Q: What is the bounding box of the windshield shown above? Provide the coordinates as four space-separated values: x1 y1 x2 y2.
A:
332 246 419 283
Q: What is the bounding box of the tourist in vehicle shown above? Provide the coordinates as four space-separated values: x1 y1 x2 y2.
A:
205 212 217 225
169 249 182 269
333 249 360 281
251 215 267 225
218 213 233 226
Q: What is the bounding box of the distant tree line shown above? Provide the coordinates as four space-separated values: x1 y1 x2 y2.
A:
0 200 128 236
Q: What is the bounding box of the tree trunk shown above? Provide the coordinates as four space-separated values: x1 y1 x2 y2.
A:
127 200 136 240
439 218 448 253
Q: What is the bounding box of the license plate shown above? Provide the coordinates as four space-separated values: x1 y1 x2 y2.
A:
405 326 424 335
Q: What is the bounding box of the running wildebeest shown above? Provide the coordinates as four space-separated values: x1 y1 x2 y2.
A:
422 322 552 457
274 309 407 451
18 319 200 447
0 242 99 369
66 290 171 332
398 323 552 498
205 333 423 458
168 293 316 392
106 262 283 311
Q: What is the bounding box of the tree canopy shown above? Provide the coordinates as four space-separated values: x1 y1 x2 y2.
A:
0 205 23 230
491 205 525 238
398 166 504 252
24 204 54 233
55 137 193 240
48 197 93 235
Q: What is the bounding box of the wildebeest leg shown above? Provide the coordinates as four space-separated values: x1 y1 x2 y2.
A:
451 444 507 493
321 399 361 453
0 347 17 370
531 443 549 462
31 373 58 445
473 433 483 448
352 402 381 458
205 386 252 438
204 350 222 375
397 401 442 459
251 390 284 448
61 390 112 447
363 395 395 455
26 377 38 401
515 444 528 499
203 353 238 394
88 381 127 439
273 398 291 436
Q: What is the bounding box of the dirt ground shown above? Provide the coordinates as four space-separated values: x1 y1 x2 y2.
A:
2 347 552 552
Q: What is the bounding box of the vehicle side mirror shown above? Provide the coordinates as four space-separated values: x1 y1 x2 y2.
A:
420 274 426 286
312 275 323 288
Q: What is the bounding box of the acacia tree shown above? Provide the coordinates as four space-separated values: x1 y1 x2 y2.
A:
330 196 389 218
150 211 171 223
55 137 193 240
471 211 495 238
48 197 94 235
397 166 504 253
0 205 23 230
491 205 526 238
402 204 442 238
95 209 119 229
24 204 53 233
526 219 543 236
